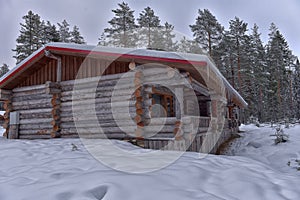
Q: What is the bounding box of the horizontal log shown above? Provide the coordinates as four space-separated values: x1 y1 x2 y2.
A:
60 107 136 117
19 123 53 130
61 87 135 98
12 89 46 98
61 104 135 113
144 79 191 88
61 127 124 135
182 116 211 124
61 121 129 128
60 134 79 138
12 94 52 102
19 129 51 135
12 84 46 93
13 102 52 111
20 112 53 119
19 134 51 139
18 108 52 114
12 98 51 107
60 132 129 139
60 72 135 87
60 113 133 123
61 93 134 103
60 97 134 107
62 124 175 134
60 117 176 127
183 126 209 133
60 100 151 112
19 118 52 124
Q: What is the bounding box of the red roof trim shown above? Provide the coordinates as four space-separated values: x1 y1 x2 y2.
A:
0 48 45 86
46 46 208 66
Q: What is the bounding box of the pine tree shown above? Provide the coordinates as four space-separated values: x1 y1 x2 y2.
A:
13 10 44 64
227 17 249 94
0 64 9 77
70 26 85 44
104 2 137 47
190 9 223 57
137 6 162 48
58 19 71 43
41 20 60 44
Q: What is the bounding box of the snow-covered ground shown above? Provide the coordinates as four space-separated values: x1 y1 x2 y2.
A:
0 125 300 200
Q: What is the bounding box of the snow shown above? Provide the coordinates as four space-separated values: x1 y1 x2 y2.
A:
226 124 300 174
0 125 300 200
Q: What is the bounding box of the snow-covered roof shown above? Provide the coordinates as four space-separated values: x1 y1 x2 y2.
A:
0 42 247 107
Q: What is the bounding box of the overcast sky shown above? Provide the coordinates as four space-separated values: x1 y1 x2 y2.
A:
1 0 300 68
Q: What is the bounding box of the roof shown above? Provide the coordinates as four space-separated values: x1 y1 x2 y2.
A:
0 42 247 107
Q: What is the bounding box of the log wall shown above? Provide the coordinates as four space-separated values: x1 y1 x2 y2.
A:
11 85 53 139
8 67 234 153
59 72 137 138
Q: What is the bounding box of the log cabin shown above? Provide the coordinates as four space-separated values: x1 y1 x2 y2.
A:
0 43 247 153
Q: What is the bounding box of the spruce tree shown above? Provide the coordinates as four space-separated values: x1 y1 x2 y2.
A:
13 10 44 64
70 26 85 44
41 20 60 44
213 31 235 84
104 2 137 47
248 24 268 121
0 64 9 77
294 58 300 119
190 9 223 57
58 19 71 43
266 23 293 121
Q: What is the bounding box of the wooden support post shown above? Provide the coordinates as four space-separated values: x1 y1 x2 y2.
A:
46 81 61 138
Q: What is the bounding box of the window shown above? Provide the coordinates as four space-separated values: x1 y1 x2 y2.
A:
151 92 174 118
